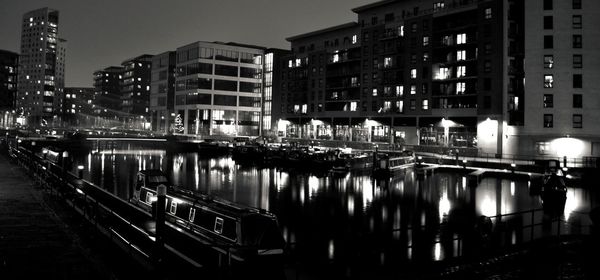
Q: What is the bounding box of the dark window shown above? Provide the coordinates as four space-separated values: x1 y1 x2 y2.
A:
573 0 581 9
484 96 491 108
239 96 261 107
197 78 212 90
240 67 259 78
484 43 492 54
214 79 237 91
484 60 492 72
372 16 378 25
213 94 237 106
543 94 553 108
411 23 417 32
544 55 554 68
573 15 582 29
484 78 492 90
573 55 582 68
410 99 416 110
573 94 582 108
239 82 259 93
573 35 582 48
543 114 553 128
573 114 582 128
544 0 553 10
544 16 553 29
544 36 553 49
215 64 238 77
385 13 394 22
573 74 582 88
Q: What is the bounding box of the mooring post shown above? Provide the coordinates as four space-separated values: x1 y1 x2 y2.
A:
154 184 167 265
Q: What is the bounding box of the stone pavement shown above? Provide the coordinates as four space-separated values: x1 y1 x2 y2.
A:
0 154 152 279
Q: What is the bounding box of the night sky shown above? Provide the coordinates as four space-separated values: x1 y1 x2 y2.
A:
0 0 373 87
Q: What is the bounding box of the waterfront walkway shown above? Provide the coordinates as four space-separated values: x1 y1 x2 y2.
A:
0 155 148 279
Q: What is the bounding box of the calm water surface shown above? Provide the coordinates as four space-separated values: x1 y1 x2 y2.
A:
70 142 598 270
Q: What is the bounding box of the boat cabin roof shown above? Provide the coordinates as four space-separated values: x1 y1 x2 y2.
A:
138 169 168 177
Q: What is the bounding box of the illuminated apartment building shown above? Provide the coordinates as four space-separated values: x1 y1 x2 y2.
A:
280 0 569 157
17 8 66 126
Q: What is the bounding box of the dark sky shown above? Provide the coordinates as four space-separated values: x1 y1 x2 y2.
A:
0 0 373 87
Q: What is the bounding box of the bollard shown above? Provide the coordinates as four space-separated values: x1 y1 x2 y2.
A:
77 165 84 179
154 184 167 265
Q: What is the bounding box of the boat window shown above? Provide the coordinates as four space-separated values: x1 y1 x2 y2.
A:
214 217 224 234
136 175 144 190
169 201 177 214
145 192 153 204
189 208 196 222
148 175 168 184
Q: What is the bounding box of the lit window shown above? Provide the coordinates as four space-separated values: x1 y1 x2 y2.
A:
288 60 293 68
456 82 466 94
543 94 553 108
457 33 467 44
333 53 340 63
457 66 466 78
350 101 357 111
410 69 417 79
295 58 301 67
423 36 429 46
396 85 404 96
301 104 307 114
544 74 554 88
398 26 404 37
410 85 416 95
457 50 466 61
352 35 358 44
543 114 553 128
437 67 450 80
383 101 391 112
544 55 554 68
372 88 378 96
422 99 429 110
384 57 393 68
485 8 492 19
397 100 404 113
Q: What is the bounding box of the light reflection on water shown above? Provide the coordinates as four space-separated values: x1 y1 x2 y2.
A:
71 144 597 266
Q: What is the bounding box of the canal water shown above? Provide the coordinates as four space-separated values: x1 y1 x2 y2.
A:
70 142 597 275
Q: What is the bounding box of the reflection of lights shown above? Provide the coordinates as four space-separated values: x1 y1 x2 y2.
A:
308 176 319 196
511 231 516 245
98 149 165 156
439 190 451 220
328 240 335 260
381 205 387 223
347 195 354 216
564 188 580 220
434 242 443 261
462 176 466 190
393 206 401 239
510 181 515 196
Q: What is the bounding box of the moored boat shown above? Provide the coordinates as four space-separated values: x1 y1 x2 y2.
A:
130 169 285 260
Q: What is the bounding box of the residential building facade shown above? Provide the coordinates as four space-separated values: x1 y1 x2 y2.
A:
120 54 153 121
16 8 66 126
149 51 176 133
517 0 600 159
278 0 542 157
0 50 18 127
93 66 123 118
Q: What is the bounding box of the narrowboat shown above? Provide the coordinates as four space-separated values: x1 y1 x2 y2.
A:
131 169 285 260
